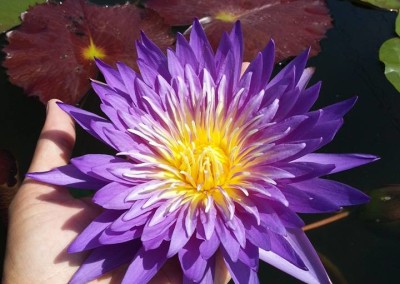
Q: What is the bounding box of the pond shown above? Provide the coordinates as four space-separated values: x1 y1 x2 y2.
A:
1 0 400 283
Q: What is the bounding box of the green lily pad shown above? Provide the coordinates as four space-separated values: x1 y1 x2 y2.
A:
360 0 400 10
379 13 400 92
0 1 46 33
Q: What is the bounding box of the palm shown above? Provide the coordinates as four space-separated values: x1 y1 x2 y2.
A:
7 181 100 282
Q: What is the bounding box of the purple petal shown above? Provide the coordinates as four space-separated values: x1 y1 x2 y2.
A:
269 48 309 87
215 219 240 262
319 97 357 121
102 127 137 152
279 162 335 183
93 182 133 209
294 153 379 174
262 143 306 164
136 31 170 85
89 159 135 183
291 178 370 207
121 242 169 284
242 40 275 95
27 164 106 189
176 33 199 72
71 154 125 178
269 232 307 269
95 59 127 93
116 62 140 103
168 206 193 257
289 81 321 116
283 184 341 213
70 241 140 284
188 255 215 284
57 102 117 148
259 228 331 284
238 241 259 270
222 246 260 284
179 237 208 282
68 210 123 253
98 226 142 245
167 49 185 79
199 230 220 260
189 19 216 77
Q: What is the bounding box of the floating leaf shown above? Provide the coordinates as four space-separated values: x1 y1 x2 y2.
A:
359 0 400 10
379 12 400 92
3 0 174 104
0 149 18 187
146 0 332 62
361 185 400 238
0 0 46 33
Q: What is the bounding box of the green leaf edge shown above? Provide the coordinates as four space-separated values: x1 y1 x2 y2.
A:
0 0 46 33
360 0 400 10
380 13 400 93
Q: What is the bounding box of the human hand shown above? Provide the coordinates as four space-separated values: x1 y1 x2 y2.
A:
2 99 230 284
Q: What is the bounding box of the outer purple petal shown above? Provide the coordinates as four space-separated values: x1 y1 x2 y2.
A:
176 33 199 72
70 241 140 284
56 102 117 148
27 164 106 189
294 153 379 174
136 31 170 85
69 210 123 253
259 228 331 284
199 231 220 260
238 241 259 270
291 178 370 207
222 247 260 284
121 242 169 284
93 182 133 210
269 48 309 87
283 184 341 213
168 205 193 257
95 59 127 93
269 232 307 269
189 19 216 77
70 154 126 178
179 237 208 282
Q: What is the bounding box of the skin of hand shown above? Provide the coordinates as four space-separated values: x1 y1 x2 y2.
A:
2 64 251 284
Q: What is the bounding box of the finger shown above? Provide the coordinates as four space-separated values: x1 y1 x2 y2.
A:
28 99 75 173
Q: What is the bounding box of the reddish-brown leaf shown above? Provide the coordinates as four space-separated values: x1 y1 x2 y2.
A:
0 149 18 187
146 0 332 62
3 0 174 104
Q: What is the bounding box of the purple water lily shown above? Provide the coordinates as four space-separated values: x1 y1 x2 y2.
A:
28 19 377 284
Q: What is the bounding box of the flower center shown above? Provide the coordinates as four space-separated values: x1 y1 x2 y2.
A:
178 142 230 192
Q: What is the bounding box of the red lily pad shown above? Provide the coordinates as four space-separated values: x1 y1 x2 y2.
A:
3 0 174 104
146 0 332 62
0 149 18 187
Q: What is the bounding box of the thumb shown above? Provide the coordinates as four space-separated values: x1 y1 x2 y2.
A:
28 99 75 173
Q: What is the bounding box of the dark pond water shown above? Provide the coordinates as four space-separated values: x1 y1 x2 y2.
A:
1 0 400 283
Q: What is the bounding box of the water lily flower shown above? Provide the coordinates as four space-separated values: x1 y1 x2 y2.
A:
28 19 377 284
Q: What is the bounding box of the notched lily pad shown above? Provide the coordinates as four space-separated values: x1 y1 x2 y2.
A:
3 0 174 104
146 0 332 62
0 0 46 33
379 12 400 92
360 0 400 10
